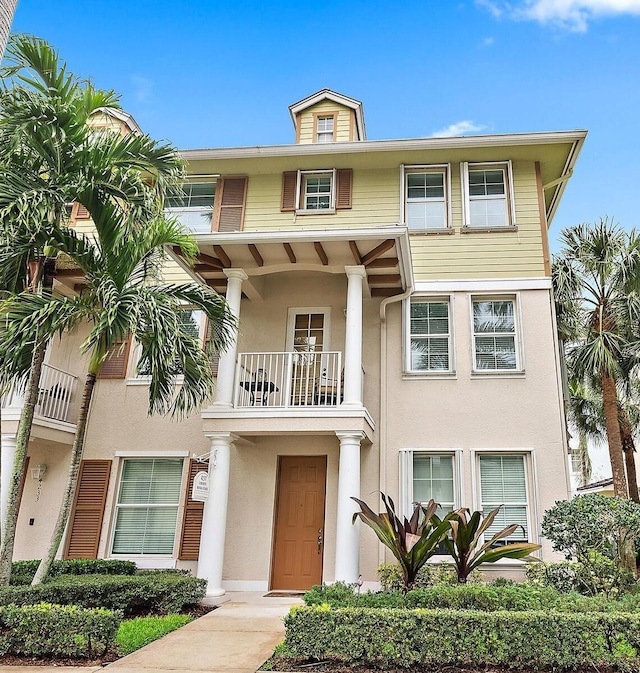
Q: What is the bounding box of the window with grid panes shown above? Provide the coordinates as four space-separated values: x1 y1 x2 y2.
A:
478 454 529 543
413 454 455 516
316 116 334 143
112 459 184 555
467 166 509 228
409 300 451 372
406 169 448 230
303 173 333 210
164 182 216 233
472 299 517 371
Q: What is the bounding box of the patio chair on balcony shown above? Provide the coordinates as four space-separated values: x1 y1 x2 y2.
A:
314 370 344 405
239 368 279 406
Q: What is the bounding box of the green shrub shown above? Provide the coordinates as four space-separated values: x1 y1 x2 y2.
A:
0 602 121 658
0 573 206 615
116 614 192 655
377 562 482 592
525 558 636 597
10 559 137 585
304 582 405 608
284 606 640 669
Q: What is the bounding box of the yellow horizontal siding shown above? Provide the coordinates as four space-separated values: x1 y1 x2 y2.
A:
162 258 192 284
297 100 353 143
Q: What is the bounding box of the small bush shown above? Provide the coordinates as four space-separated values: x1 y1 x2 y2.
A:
284 606 640 669
0 602 121 658
526 558 636 597
377 562 482 592
0 573 206 615
304 582 405 608
10 559 137 585
116 614 192 655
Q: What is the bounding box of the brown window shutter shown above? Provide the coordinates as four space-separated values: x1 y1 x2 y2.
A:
64 460 111 559
71 202 91 223
336 169 353 209
178 459 205 560
213 177 248 232
97 335 132 379
204 318 220 377
281 171 297 211
210 355 220 377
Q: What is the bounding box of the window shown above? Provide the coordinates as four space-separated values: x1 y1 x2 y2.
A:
281 169 352 213
462 162 514 229
472 298 519 371
112 459 184 555
303 172 334 210
316 115 335 143
164 182 216 233
478 454 529 543
400 450 461 554
413 454 455 518
404 166 450 231
407 299 451 372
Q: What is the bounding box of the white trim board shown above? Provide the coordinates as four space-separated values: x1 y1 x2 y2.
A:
414 278 552 292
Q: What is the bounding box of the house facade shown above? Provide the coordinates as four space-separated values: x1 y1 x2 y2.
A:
1 91 586 594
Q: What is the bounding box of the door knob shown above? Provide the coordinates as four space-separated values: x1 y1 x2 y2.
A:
317 529 324 554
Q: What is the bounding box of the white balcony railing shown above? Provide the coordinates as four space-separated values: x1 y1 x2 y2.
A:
235 351 342 408
1 364 78 423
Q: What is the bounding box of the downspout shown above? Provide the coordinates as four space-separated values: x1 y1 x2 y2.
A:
378 282 413 567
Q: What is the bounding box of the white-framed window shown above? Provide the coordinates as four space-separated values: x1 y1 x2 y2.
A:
299 170 335 212
403 165 451 231
461 161 515 229
316 115 335 143
400 450 463 532
477 453 530 543
471 297 520 372
406 298 452 373
111 458 184 556
164 181 216 233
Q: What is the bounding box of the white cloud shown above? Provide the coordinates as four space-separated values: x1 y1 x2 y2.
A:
476 0 640 31
482 36 496 45
431 121 487 137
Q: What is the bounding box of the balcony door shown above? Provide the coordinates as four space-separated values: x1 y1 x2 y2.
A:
286 309 330 406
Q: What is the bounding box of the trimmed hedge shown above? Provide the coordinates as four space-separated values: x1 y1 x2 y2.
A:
0 573 206 615
0 602 121 658
303 582 640 613
284 606 640 669
10 559 136 585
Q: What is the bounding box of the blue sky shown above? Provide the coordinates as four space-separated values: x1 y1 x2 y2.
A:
9 0 640 251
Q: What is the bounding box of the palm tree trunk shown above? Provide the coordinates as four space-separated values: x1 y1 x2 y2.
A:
0 340 46 585
602 373 629 498
578 432 592 487
621 420 640 504
31 372 96 585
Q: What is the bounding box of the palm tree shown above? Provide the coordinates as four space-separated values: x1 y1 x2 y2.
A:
0 196 236 585
566 378 596 487
0 35 182 584
552 219 640 499
0 0 17 58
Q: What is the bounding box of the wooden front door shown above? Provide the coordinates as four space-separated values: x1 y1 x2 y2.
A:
271 456 327 590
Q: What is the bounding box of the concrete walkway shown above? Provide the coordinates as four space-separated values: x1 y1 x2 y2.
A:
0 592 302 673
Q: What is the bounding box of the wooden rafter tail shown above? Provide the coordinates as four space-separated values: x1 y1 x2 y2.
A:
366 258 399 269
283 243 296 263
213 245 232 267
314 242 329 265
367 274 401 285
361 239 395 266
248 244 264 267
349 240 362 265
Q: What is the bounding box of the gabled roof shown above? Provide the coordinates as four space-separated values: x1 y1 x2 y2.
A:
289 89 366 140
90 107 142 134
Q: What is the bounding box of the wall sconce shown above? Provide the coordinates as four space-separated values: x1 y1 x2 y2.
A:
31 464 47 481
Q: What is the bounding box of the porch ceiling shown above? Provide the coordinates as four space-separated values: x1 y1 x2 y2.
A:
171 225 413 298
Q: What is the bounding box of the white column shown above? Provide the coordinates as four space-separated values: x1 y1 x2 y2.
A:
197 432 234 596
212 269 247 408
342 265 366 407
334 431 364 583
1 434 18 530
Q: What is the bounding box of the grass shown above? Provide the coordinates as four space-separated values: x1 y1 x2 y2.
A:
116 614 193 656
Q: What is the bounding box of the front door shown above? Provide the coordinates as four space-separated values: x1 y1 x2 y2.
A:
271 456 327 590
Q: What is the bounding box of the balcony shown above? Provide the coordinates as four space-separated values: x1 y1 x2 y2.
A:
235 351 342 409
1 364 79 425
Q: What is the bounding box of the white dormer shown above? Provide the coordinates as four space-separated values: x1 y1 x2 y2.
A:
289 89 366 144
